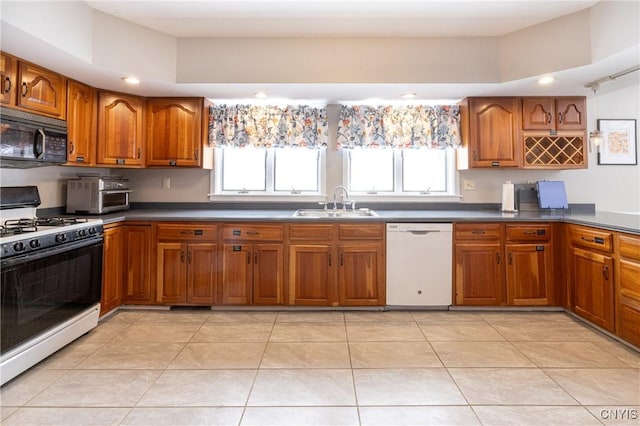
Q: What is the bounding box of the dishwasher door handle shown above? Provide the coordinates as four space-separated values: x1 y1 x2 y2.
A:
408 230 440 235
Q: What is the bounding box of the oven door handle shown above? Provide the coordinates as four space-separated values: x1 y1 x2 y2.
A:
1 236 103 267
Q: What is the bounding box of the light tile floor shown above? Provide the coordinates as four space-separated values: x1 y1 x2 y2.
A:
1 309 639 425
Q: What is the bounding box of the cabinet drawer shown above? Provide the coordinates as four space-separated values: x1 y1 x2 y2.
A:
618 233 640 262
223 224 284 242
619 296 640 347
288 224 335 241
568 225 613 253
156 223 217 241
454 223 501 241
506 224 552 242
338 224 383 240
619 258 640 299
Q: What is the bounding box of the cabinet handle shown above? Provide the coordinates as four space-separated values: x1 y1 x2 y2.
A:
328 254 332 266
471 230 485 235
137 148 141 159
523 231 537 235
254 252 259 264
179 230 192 235
4 77 11 94
246 252 251 264
557 112 563 123
547 112 552 124
246 231 259 236
496 253 501 264
602 265 609 281
180 250 185 263
508 252 513 265
580 236 595 243
473 151 478 161
68 141 74 154
194 149 198 160
340 253 344 266
21 82 27 97
188 251 192 264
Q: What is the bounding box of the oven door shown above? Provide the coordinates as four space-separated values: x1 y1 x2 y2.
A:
0 237 103 355
99 190 131 213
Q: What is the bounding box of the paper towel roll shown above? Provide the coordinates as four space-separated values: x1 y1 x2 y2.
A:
501 181 515 212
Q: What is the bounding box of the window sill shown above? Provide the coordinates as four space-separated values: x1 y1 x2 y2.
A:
208 193 462 204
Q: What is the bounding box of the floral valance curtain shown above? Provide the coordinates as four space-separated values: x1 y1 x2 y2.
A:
209 105 328 149
337 105 461 149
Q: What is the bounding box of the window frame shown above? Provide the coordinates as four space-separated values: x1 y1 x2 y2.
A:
211 146 326 197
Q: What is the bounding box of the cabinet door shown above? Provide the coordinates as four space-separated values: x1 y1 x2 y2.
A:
66 80 96 166
288 244 335 306
122 225 153 303
505 243 553 306
572 247 614 331
146 98 202 167
157 242 188 304
454 243 503 305
1 52 16 105
101 225 123 315
468 97 521 167
97 92 145 167
188 243 217 304
522 97 555 130
17 62 66 118
556 97 585 130
221 243 252 304
338 243 385 306
253 243 284 305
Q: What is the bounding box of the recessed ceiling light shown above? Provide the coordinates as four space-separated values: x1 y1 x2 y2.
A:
537 76 555 85
122 76 140 85
401 92 417 99
254 92 267 99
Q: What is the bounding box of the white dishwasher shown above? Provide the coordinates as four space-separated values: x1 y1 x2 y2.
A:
386 223 453 307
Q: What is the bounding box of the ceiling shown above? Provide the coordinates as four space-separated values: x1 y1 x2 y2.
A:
84 0 599 38
2 1 638 102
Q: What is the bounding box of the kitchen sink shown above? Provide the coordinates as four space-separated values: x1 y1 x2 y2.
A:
292 208 378 218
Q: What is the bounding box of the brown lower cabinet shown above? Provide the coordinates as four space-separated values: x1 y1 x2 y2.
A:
567 224 615 332
156 223 218 305
220 224 284 305
615 233 640 345
287 223 385 306
454 223 555 306
121 223 154 304
101 224 123 315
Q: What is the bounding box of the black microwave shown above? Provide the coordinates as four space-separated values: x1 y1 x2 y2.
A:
0 106 67 168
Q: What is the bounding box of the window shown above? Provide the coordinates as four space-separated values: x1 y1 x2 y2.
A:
346 147 456 195
214 147 324 195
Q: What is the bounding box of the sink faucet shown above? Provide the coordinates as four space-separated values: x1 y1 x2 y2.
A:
332 185 353 211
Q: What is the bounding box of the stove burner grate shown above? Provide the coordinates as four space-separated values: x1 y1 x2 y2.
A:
35 217 88 227
2 219 38 235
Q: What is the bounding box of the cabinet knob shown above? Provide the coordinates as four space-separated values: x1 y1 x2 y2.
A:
557 112 563 123
69 141 74 154
547 112 552 124
21 82 28 97
137 148 141 159
602 265 609 281
496 253 501 264
4 76 11 94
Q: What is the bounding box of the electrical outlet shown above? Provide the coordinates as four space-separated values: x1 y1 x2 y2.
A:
162 178 171 189
463 179 476 190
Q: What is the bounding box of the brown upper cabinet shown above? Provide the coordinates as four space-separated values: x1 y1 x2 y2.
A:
522 97 586 131
66 80 97 166
1 52 17 106
146 98 211 168
458 97 522 168
16 61 67 119
97 91 145 167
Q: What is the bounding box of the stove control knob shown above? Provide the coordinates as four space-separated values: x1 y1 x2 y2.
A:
55 234 67 243
29 239 41 249
88 227 97 235
78 229 88 237
13 242 25 252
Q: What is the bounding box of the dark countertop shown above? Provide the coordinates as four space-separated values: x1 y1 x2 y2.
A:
95 208 640 235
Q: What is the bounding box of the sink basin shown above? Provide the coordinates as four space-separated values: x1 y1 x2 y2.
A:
293 208 378 218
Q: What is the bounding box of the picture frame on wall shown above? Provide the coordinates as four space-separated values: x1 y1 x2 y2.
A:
597 119 637 165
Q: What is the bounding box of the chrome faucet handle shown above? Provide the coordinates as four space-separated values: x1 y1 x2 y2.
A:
318 201 328 211
350 200 356 211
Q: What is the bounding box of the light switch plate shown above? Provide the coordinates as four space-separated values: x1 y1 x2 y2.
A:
463 179 476 190
162 178 171 189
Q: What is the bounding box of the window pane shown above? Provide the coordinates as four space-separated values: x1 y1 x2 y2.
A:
402 148 447 192
349 148 393 192
222 147 266 191
275 148 320 192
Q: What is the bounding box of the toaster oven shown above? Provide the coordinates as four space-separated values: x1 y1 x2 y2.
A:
66 177 132 214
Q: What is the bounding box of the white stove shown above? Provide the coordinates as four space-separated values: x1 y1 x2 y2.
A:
0 206 103 259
